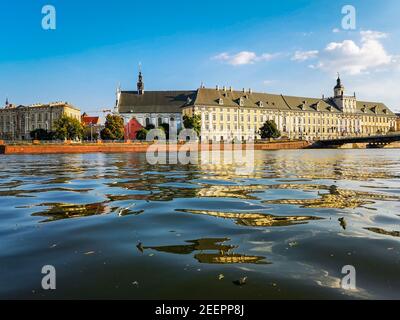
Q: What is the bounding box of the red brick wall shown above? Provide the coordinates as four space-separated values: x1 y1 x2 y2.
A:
0 141 311 155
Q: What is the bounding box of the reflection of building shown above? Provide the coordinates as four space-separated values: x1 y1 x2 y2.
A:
141 238 267 264
183 76 396 141
0 100 81 140
116 70 192 131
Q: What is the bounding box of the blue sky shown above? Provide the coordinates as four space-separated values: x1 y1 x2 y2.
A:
1 0 400 116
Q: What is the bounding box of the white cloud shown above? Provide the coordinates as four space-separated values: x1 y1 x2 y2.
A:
291 50 319 61
311 30 393 75
262 80 276 86
332 28 340 33
360 30 387 41
213 51 279 66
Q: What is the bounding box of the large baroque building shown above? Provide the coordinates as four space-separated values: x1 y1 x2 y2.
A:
0 101 81 140
117 72 396 141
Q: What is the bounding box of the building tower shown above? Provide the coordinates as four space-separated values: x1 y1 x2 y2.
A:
334 73 344 98
137 65 144 95
332 74 357 113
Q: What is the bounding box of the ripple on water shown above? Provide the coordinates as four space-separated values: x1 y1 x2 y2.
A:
0 150 400 299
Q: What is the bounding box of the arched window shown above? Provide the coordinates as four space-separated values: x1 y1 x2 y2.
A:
158 117 162 126
145 118 150 126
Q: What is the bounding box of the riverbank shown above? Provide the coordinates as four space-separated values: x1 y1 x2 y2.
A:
0 140 310 155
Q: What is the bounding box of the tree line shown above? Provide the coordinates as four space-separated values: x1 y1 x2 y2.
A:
30 113 281 141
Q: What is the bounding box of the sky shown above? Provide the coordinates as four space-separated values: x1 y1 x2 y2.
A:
1 0 400 117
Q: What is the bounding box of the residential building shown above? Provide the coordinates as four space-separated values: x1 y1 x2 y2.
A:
0 100 81 140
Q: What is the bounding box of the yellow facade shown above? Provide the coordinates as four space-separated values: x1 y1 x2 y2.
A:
182 81 396 142
0 102 81 140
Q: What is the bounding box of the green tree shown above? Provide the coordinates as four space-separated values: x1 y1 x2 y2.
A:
100 114 124 140
183 114 201 135
135 128 148 141
258 120 281 139
54 115 84 140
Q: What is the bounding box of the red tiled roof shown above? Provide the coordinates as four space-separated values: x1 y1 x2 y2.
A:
82 116 100 125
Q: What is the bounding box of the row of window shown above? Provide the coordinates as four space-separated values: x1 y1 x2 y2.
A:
0 112 79 123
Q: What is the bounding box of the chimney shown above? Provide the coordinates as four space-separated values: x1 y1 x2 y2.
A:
249 88 252 94
216 85 220 90
242 88 245 93
223 86 226 91
229 86 233 92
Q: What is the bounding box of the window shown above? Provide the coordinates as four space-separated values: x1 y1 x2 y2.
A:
145 118 150 126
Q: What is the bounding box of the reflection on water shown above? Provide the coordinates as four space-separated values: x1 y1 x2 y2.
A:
140 238 268 264
177 209 323 227
365 227 400 238
0 150 400 299
31 202 113 222
264 185 400 209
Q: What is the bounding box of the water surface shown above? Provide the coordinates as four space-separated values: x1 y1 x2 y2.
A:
0 150 399 299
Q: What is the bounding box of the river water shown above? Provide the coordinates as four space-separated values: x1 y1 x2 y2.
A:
0 149 399 299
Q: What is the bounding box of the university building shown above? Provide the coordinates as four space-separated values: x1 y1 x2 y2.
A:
118 72 397 141
0 100 81 140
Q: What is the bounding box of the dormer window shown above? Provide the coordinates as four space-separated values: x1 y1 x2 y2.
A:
327 106 333 112
372 106 377 114
186 97 192 105
258 101 264 108
239 97 244 107
383 109 388 114
218 98 224 105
